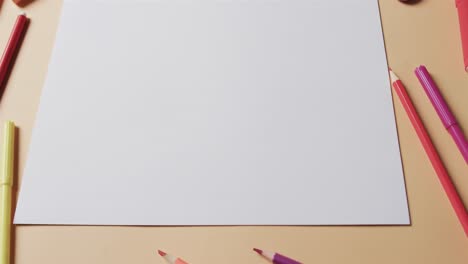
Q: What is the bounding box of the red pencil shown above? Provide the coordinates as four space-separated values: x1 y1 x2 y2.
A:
0 13 28 90
390 69 468 236
157 250 189 264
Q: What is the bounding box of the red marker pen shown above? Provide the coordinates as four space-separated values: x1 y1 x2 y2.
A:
456 0 468 71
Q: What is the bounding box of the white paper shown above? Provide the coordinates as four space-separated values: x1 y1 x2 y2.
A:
14 0 409 225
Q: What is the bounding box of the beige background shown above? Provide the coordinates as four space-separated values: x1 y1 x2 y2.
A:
0 0 467 263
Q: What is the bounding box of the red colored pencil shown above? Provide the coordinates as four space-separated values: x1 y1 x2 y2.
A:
157 250 189 264
390 69 468 236
0 13 28 89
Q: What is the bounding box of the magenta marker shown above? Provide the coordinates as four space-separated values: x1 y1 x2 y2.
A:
253 248 301 264
415 65 468 164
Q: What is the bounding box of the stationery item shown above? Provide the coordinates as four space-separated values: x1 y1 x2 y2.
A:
157 250 188 264
415 65 468 164
253 248 301 264
457 0 468 71
14 0 409 226
13 0 24 6
0 121 15 264
390 69 468 236
0 13 28 90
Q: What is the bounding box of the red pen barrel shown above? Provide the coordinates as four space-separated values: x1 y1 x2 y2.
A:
0 14 28 88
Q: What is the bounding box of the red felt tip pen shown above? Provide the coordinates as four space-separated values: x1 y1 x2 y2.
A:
0 13 28 92
456 0 468 71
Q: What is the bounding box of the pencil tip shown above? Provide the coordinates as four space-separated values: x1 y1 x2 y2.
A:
253 248 263 255
389 69 399 83
158 250 166 256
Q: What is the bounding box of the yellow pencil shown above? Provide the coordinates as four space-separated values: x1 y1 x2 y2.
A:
0 121 15 264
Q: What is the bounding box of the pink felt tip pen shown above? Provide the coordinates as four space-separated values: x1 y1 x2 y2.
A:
415 65 468 164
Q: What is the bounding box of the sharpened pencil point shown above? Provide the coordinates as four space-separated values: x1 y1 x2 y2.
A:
253 248 263 254
389 69 399 83
158 250 167 256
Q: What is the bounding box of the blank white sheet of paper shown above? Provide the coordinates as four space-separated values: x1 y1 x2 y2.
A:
14 0 410 225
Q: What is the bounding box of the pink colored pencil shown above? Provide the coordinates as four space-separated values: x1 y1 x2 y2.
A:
157 250 189 264
253 248 301 264
390 69 468 236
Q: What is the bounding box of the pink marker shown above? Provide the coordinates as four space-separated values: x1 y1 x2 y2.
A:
253 248 301 264
415 65 468 164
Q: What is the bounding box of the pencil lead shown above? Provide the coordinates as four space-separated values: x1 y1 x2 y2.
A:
158 250 167 256
253 248 263 254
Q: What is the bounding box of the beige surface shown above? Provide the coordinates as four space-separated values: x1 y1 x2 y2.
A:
0 0 467 263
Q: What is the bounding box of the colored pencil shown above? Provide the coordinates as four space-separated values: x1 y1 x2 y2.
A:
390 69 468 236
0 121 16 264
157 250 188 264
415 65 468 164
253 248 301 264
0 13 28 90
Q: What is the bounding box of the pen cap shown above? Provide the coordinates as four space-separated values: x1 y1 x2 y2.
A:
1 121 15 185
415 66 457 129
456 0 468 70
